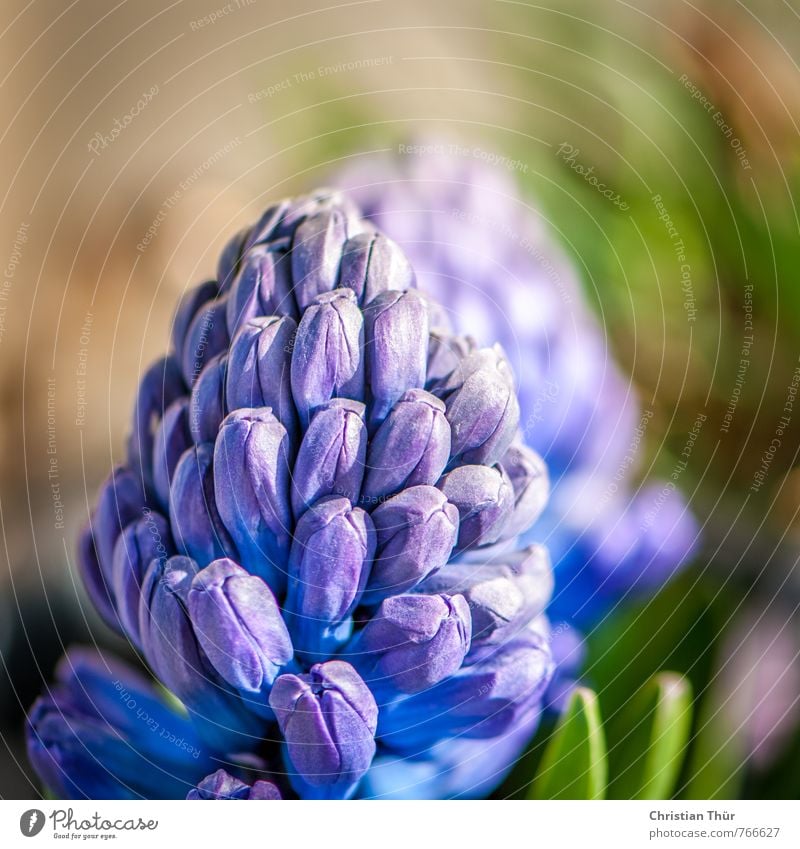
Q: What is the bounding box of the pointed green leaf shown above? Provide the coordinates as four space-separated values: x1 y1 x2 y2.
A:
529 687 607 799
607 672 693 799
682 686 745 800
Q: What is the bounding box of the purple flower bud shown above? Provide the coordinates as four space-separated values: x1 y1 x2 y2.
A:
418 545 552 650
189 353 228 443
188 558 293 697
438 463 514 550
225 316 297 437
364 486 458 603
498 442 549 539
217 230 250 293
93 466 147 576
152 398 192 510
363 290 429 427
127 355 185 490
172 281 218 350
245 198 294 248
426 331 476 388
77 522 117 631
169 444 237 567
247 779 283 799
187 769 282 800
378 619 553 751
181 298 230 387
139 555 263 750
226 243 295 335
285 497 375 659
259 190 362 246
420 290 453 333
269 660 378 798
291 208 351 311
213 409 292 591
290 288 364 427
439 346 519 466
338 231 415 305
362 388 450 504
111 510 174 647
291 398 367 517
346 593 471 695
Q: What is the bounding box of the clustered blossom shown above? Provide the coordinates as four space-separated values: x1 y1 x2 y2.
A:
28 190 555 800
337 148 698 629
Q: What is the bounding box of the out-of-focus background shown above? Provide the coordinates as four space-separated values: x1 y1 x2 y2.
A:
1 0 799 799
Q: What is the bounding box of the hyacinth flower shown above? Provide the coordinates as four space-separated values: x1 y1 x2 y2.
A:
28 190 555 800
336 148 699 630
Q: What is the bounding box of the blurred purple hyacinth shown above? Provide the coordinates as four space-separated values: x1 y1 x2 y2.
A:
28 189 555 800
336 146 699 632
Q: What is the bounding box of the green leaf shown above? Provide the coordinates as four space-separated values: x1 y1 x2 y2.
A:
682 684 746 800
529 687 607 799
607 672 694 799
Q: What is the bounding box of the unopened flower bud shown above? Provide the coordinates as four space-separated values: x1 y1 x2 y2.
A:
364 486 458 602
213 409 292 591
439 346 519 466
127 355 185 490
338 231 415 305
419 545 552 650
498 442 549 539
225 315 297 437
187 769 281 800
226 242 295 335
291 398 367 517
270 660 378 798
189 353 228 443
285 497 374 659
139 555 263 750
346 593 471 695
363 290 429 427
188 558 293 698
362 388 450 504
438 463 513 550
152 398 192 510
290 288 364 427
111 510 173 646
169 444 237 567
292 208 351 311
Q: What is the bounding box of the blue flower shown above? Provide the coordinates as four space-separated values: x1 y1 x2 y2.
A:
30 190 554 800
337 147 699 629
